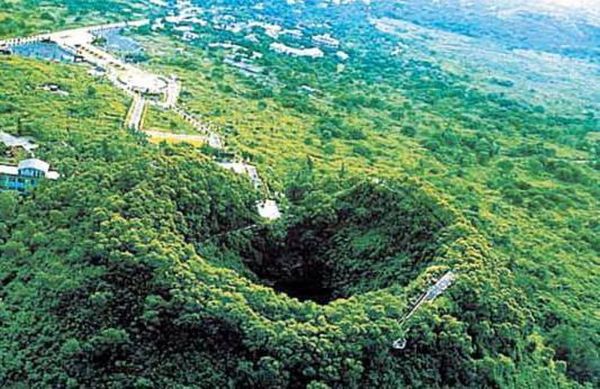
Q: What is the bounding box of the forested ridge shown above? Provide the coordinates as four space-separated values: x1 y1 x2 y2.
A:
0 125 571 387
1 0 599 387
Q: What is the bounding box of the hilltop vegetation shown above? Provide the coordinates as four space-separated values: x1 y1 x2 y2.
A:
1 0 599 387
0 0 149 39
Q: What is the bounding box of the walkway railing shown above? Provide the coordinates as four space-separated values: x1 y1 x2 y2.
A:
392 271 456 350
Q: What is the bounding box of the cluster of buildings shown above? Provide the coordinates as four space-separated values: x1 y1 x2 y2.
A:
1 132 60 193
2 10 281 218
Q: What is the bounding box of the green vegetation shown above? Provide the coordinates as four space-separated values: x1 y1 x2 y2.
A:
0 0 151 39
0 0 599 387
144 105 200 136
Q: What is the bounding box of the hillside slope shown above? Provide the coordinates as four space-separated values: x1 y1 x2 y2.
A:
0 0 599 387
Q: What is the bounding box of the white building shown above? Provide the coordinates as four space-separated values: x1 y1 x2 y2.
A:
1 132 38 152
257 200 281 220
270 42 324 58
0 158 60 192
336 51 349 61
312 33 340 48
182 32 199 41
218 161 261 187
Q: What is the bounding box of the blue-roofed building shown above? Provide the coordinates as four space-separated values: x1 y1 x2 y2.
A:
0 159 60 193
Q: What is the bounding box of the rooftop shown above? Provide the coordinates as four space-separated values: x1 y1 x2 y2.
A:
218 161 262 187
0 165 18 176
0 158 60 180
19 158 50 173
0 131 38 152
257 200 281 220
270 42 324 58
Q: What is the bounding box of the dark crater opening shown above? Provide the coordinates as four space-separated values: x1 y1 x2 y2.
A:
234 179 457 304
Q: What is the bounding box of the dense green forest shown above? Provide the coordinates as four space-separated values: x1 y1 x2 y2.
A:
1 0 599 387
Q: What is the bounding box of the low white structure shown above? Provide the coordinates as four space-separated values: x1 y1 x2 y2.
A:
88 67 106 77
248 21 283 38
208 133 224 149
174 25 194 32
148 0 168 7
300 85 319 94
245 34 259 43
270 42 324 58
152 19 166 31
182 32 199 41
257 200 281 220
42 84 69 96
313 33 340 47
218 161 261 187
224 57 264 75
336 51 349 61
1 132 38 152
209 42 246 51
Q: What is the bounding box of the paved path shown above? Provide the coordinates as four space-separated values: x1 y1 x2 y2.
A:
172 106 224 148
0 20 149 47
2 15 228 150
2 17 223 149
127 94 146 130
499 153 593 165
163 76 180 108
392 271 456 350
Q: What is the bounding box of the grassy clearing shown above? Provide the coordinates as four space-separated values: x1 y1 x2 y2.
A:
143 105 199 135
